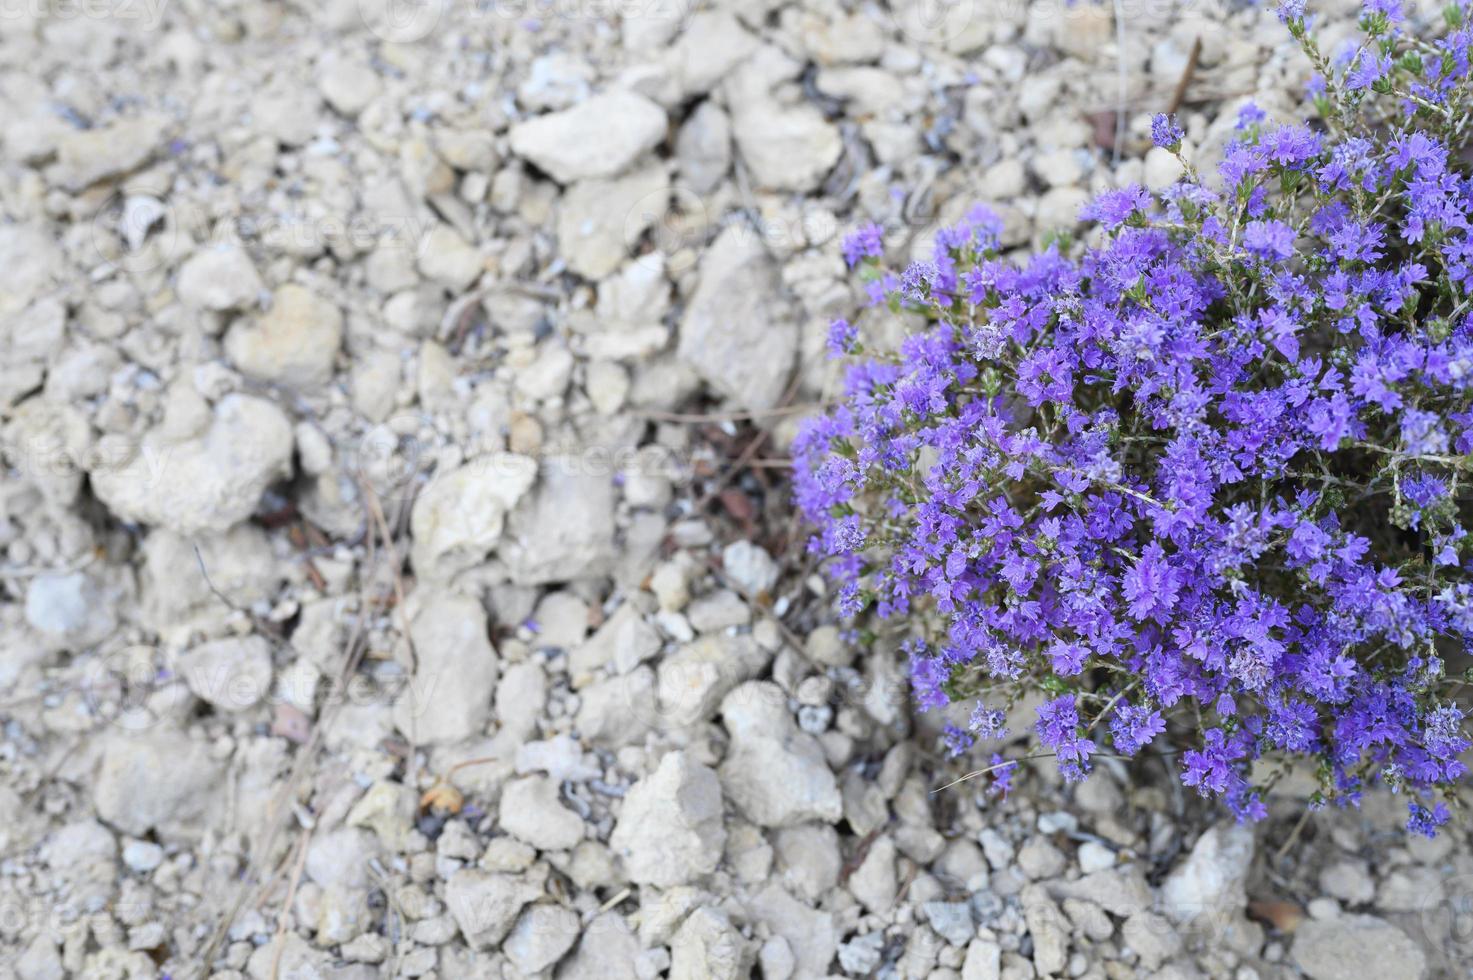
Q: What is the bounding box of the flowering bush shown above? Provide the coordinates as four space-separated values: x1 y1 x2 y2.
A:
796 2 1473 835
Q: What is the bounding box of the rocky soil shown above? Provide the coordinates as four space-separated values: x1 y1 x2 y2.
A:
0 0 1469 978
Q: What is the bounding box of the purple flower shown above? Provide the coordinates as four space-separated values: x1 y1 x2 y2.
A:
1244 220 1296 261
794 15 1473 834
1151 113 1185 149
1112 703 1168 755
842 223 884 267
827 318 858 357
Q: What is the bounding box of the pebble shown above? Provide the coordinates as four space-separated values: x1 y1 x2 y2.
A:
499 776 586 852
176 245 264 312
677 225 798 412
670 907 751 980
181 635 274 712
93 730 222 839
225 284 343 387
409 454 538 582
508 91 668 183
1160 822 1255 925
90 394 294 534
1291 914 1428 980
718 682 842 827
393 595 499 744
609 751 726 886
504 904 581 974
731 99 842 192
444 870 540 950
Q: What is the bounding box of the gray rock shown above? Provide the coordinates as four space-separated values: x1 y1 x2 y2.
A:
91 394 293 534
508 91 667 183
730 99 841 192
499 776 585 852
444 870 540 949
718 682 842 827
393 595 499 744
677 225 798 413
924 901 977 947
670 907 751 980
409 454 538 583
610 750 725 887
504 904 580 974
1291 915 1427 980
181 635 274 712
558 911 640 980
503 455 618 585
176 245 264 312
225 284 343 388
1160 822 1255 925
94 730 222 839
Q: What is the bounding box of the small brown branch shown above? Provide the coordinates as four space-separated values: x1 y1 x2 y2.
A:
1167 36 1204 115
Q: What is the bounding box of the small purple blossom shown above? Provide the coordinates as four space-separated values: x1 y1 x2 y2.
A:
842 222 884 267
1151 113 1185 149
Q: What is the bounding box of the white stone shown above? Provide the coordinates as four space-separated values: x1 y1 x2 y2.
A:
444 870 540 949
91 394 294 534
417 225 483 289
409 454 538 582
54 114 168 191
670 907 751 980
1160 822 1255 925
560 912 640 980
499 776 585 852
176 245 264 312
508 91 667 184
557 165 669 280
677 225 797 412
721 540 779 598
731 99 841 192
225 284 343 388
502 455 618 585
718 682 842 826
94 730 222 839
393 594 499 744
609 751 726 887
1291 915 1427 980
317 52 382 117
504 904 581 974
25 572 115 647
181 636 273 712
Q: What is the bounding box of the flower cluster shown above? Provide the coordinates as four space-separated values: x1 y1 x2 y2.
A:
796 3 1473 834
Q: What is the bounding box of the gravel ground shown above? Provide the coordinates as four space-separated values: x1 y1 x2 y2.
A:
1 0 1470 978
